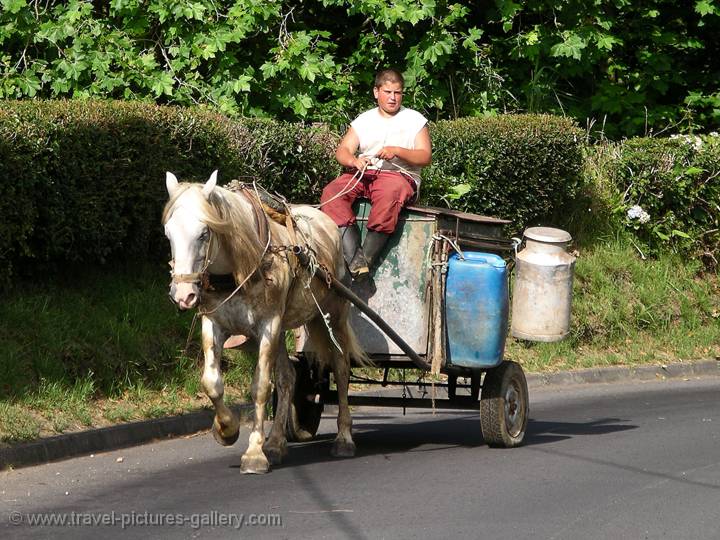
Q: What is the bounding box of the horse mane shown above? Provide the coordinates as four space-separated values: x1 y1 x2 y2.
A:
162 183 265 283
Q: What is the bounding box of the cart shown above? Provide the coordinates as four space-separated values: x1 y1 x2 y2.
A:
286 203 529 449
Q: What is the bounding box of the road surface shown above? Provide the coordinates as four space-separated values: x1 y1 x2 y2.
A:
2 377 719 539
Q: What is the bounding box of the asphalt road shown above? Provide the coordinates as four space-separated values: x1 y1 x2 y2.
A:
2 377 719 539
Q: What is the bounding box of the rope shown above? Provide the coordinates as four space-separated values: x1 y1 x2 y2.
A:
433 233 465 260
300 247 343 353
314 161 368 209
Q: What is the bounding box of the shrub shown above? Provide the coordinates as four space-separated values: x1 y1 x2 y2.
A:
0 100 339 279
0 101 586 278
420 114 585 232
601 134 720 264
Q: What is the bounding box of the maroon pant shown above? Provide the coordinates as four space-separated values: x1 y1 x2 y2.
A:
320 170 417 234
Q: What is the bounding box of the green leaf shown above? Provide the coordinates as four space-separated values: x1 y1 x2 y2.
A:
18 74 41 96
672 229 691 239
1 0 27 14
551 33 587 61
151 72 174 97
695 0 717 16
232 75 252 93
596 34 620 51
447 183 472 200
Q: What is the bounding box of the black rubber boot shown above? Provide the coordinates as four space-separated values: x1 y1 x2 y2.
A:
362 230 390 270
339 224 369 279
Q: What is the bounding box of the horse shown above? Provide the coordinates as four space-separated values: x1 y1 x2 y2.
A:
162 171 365 474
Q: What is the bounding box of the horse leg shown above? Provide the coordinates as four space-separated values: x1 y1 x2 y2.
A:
263 346 294 465
240 317 281 474
306 315 356 457
330 350 356 457
200 316 240 446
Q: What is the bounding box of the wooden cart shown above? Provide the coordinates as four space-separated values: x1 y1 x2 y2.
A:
286 203 529 449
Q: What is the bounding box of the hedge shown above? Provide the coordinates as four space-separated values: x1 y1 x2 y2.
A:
597 135 720 263
420 114 585 227
0 100 340 279
0 100 584 279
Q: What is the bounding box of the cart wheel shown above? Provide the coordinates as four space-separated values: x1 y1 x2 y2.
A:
480 361 528 448
273 357 325 442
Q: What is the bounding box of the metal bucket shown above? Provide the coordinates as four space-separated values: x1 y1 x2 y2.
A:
511 227 575 342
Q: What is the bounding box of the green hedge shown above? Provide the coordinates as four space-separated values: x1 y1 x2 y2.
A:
598 135 720 262
0 100 339 279
0 101 585 279
420 115 585 227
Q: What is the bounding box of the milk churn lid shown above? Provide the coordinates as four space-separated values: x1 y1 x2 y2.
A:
523 227 572 244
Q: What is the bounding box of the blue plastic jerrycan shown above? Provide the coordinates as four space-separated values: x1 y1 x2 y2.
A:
445 251 508 369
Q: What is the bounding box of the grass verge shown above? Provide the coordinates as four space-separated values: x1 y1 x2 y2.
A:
0 263 254 445
1 243 717 445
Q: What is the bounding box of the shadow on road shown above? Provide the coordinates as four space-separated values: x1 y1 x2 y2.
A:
272 413 638 469
524 417 637 445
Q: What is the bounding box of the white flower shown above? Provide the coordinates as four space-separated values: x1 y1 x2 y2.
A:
627 205 650 224
669 134 703 150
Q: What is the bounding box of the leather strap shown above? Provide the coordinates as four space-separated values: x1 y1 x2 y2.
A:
239 187 270 247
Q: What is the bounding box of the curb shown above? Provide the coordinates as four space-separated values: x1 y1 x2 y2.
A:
0 404 253 471
2 360 718 471
525 358 719 388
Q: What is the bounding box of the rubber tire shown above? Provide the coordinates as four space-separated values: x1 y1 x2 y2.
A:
480 361 529 448
272 357 324 442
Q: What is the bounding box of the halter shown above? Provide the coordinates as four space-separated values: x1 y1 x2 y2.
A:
169 231 216 290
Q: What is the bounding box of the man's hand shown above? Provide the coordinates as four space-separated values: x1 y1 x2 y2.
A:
352 155 372 170
375 146 398 161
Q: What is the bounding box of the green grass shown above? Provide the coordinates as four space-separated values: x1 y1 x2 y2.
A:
0 402 42 443
1 244 717 445
0 262 255 445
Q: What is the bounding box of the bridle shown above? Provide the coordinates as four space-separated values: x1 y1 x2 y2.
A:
167 185 275 311
168 230 216 292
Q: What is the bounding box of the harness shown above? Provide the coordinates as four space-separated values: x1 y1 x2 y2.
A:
169 179 342 352
169 181 303 300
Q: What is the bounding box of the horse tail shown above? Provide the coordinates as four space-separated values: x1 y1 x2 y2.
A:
340 318 372 368
305 306 372 369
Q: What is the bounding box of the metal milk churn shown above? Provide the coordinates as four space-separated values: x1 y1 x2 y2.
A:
511 227 576 342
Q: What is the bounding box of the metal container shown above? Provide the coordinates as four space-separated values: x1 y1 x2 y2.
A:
445 252 508 368
350 203 435 355
511 227 575 342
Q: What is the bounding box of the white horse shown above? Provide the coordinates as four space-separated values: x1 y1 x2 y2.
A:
162 171 365 473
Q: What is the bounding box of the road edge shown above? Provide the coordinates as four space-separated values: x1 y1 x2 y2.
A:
0 404 253 471
525 358 719 388
2 359 718 471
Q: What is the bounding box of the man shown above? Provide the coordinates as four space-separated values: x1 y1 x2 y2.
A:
320 68 432 280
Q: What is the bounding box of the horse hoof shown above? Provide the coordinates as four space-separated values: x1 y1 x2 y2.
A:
240 454 270 474
212 420 239 447
262 444 288 466
331 440 356 458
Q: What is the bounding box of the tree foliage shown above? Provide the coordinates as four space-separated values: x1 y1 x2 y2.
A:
1 0 719 136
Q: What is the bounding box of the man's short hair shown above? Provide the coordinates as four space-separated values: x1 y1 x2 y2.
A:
374 68 404 88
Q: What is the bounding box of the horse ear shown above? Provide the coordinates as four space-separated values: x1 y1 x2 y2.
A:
202 170 218 198
166 172 179 196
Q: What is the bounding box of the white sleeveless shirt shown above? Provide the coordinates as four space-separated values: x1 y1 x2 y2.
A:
351 106 428 185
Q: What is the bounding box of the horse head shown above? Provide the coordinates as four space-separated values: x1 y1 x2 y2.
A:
163 170 218 310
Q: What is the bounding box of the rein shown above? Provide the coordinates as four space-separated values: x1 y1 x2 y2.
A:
197 184 277 316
